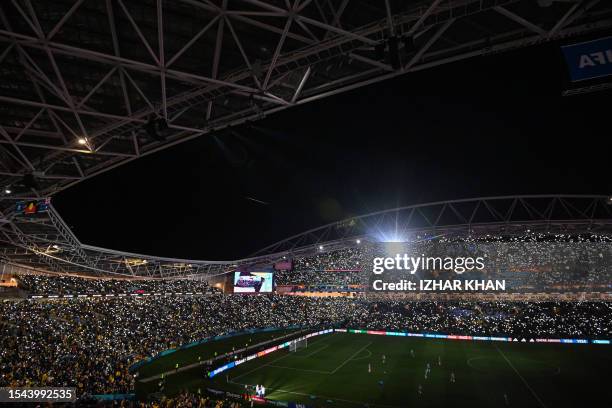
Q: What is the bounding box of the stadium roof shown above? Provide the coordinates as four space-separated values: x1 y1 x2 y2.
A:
1 0 611 199
1 195 611 278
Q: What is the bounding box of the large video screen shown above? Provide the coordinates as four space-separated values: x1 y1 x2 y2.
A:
233 271 273 293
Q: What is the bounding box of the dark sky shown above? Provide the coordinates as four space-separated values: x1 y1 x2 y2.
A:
54 40 611 260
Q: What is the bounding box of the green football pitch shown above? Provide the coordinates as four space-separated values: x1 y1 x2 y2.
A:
137 331 612 407
136 329 300 379
214 332 611 407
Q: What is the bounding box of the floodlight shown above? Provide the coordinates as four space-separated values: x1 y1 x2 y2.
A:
144 117 168 141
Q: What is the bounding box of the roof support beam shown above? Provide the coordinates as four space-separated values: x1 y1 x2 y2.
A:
405 18 455 70
493 6 546 35
292 66 311 103
0 30 259 93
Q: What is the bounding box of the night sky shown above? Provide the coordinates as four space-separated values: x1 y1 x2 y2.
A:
54 41 611 260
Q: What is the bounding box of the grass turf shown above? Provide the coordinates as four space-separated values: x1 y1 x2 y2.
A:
135 329 299 379
195 332 612 407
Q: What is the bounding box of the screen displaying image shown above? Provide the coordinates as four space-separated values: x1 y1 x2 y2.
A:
233 271 273 293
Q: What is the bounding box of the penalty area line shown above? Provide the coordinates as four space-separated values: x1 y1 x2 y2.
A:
230 335 331 382
331 341 372 374
298 343 329 358
495 345 548 408
266 365 331 374
230 349 294 382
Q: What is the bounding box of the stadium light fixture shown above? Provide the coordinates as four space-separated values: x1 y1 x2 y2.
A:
144 117 168 141
370 230 408 243
52 244 59 249
78 137 88 145
318 245 324 250
4 187 10 194
356 239 361 244
607 196 612 205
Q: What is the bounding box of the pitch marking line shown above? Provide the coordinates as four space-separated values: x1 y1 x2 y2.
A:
231 349 295 382
267 365 331 374
495 345 548 408
231 336 332 381
331 341 372 374
301 343 329 358
350 348 372 362
291 343 330 359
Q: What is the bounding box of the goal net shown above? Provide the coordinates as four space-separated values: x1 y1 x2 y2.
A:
289 338 308 352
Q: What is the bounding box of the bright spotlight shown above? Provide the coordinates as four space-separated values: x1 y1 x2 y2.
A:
385 234 406 243
78 137 88 145
4 188 10 194
318 245 324 250
383 241 406 256
369 228 409 243
356 239 361 244
52 244 59 249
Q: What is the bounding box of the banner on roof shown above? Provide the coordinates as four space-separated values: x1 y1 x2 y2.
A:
562 36 612 81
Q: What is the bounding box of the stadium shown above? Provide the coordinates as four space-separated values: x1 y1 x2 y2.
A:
1 1 612 407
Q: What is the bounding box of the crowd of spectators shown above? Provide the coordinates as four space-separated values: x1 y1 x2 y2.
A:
139 392 245 408
0 233 609 402
264 246 367 287
292 247 363 271
18 275 219 296
0 294 350 397
275 270 363 286
1 291 610 400
275 234 611 292
90 392 246 408
346 300 611 339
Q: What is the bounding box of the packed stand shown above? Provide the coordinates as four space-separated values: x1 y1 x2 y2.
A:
18 274 220 296
277 234 611 292
1 292 610 399
0 294 350 398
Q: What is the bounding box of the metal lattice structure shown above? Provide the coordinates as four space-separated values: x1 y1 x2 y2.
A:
1 195 611 278
0 0 611 198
